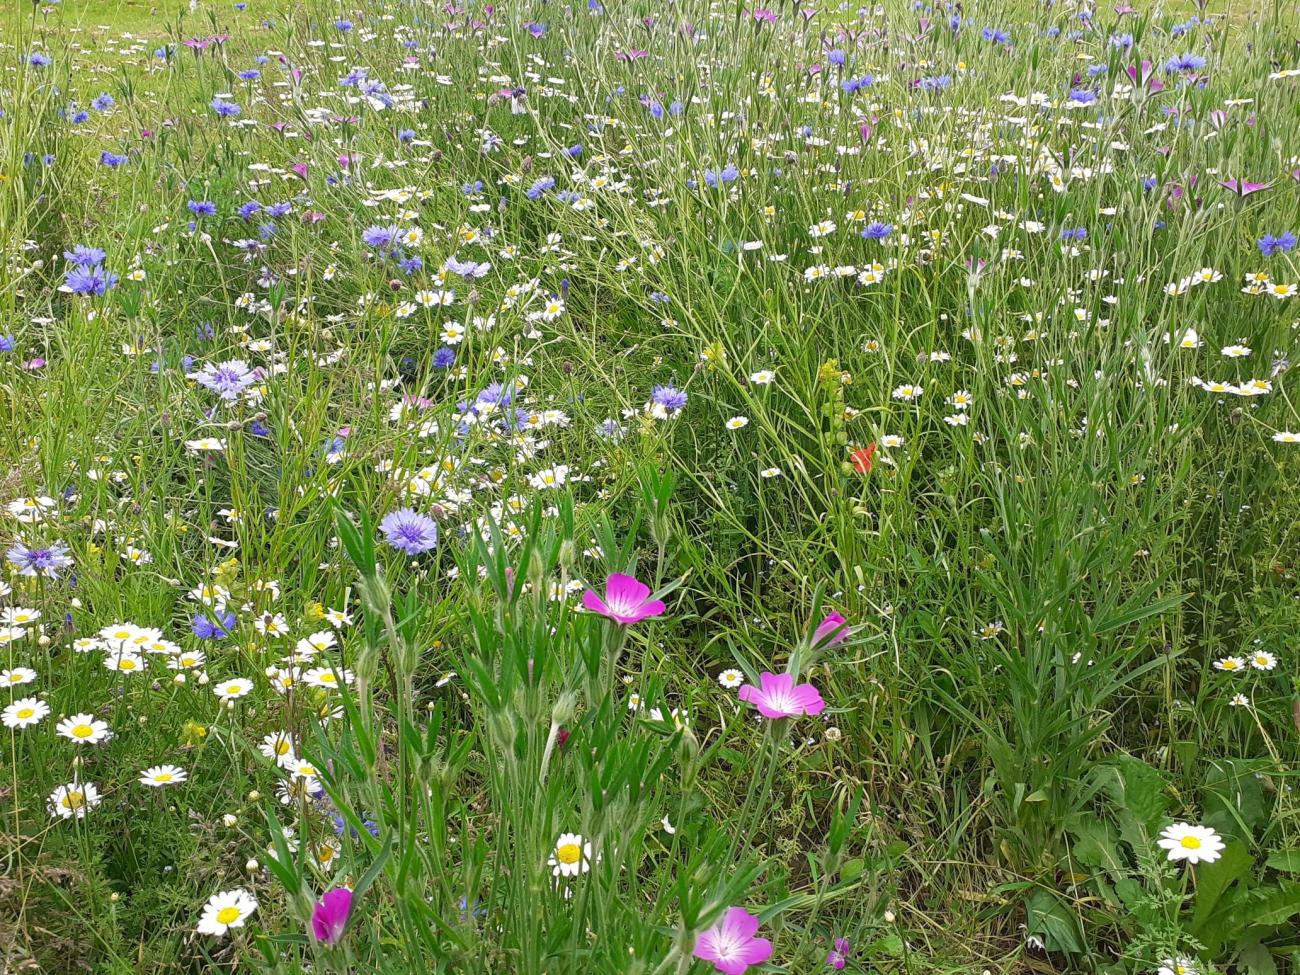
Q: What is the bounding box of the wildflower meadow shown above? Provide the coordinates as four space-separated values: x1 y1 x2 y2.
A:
3 0 1300 971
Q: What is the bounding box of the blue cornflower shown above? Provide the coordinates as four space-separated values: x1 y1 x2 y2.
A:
237 200 262 220
188 200 217 217
433 347 456 369
70 110 91 125
361 225 400 250
651 384 688 412
1258 232 1298 257
65 245 107 267
29 52 51 67
91 92 115 111
380 509 439 556
335 18 354 30
1164 52 1207 73
192 611 236 639
397 128 416 142
827 48 847 66
1060 227 1087 241
0 335 14 353
526 176 556 199
64 264 117 296
7 542 73 579
210 97 242 117
100 151 129 167
238 68 260 80
861 222 893 241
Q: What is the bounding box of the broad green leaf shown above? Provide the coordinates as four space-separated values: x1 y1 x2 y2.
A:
1191 840 1252 935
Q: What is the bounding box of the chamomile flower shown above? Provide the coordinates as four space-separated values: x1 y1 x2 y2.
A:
196 889 259 936
1157 822 1224 865
548 832 593 878
139 765 188 787
2 696 50 729
56 713 111 745
48 781 102 819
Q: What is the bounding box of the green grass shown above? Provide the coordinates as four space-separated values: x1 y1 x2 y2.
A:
3 0 1300 973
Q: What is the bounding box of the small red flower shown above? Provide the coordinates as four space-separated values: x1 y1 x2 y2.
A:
850 443 876 475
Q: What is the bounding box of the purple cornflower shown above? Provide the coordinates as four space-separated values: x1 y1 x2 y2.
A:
526 176 556 199
650 384 688 413
1258 232 1297 257
861 222 893 240
703 164 739 188
210 97 242 117
433 347 456 368
29 52 52 67
190 359 257 400
193 611 237 639
361 225 400 250
7 541 74 579
64 264 118 296
1164 52 1207 73
380 508 439 555
91 92 115 111
65 245 106 267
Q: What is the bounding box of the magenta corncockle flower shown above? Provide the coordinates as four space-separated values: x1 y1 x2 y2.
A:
1218 178 1271 197
738 672 826 719
812 612 849 647
581 573 666 625
693 906 774 975
311 887 354 943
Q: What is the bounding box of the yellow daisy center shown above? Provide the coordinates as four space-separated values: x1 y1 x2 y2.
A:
1180 836 1202 850
72 723 94 738
63 790 85 809
216 906 241 925
155 773 172 782
556 842 582 865
17 708 34 720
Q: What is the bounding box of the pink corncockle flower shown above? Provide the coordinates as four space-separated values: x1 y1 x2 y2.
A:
311 887 354 944
812 612 849 647
1217 178 1271 197
738 672 826 719
693 906 774 975
581 573 666 625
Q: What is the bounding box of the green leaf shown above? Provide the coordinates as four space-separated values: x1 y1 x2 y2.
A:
1025 889 1085 954
1065 813 1126 879
1238 939 1278 975
1265 850 1300 874
1203 759 1268 834
1192 841 1253 931
1247 880 1300 927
